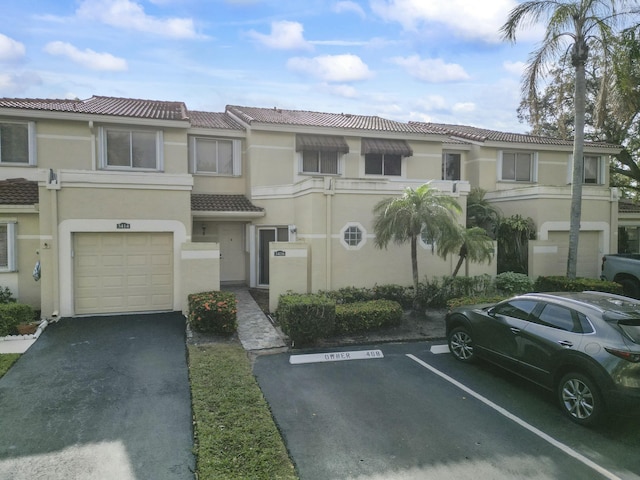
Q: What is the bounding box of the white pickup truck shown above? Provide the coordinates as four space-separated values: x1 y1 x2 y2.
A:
600 253 640 298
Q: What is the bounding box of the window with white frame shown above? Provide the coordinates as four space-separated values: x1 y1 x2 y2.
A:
99 127 163 170
500 151 535 182
584 155 603 184
190 137 241 175
340 223 366 249
302 150 339 174
365 153 402 176
442 152 461 180
0 121 36 165
0 223 16 271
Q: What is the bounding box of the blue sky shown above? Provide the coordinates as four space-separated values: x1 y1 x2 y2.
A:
0 0 543 132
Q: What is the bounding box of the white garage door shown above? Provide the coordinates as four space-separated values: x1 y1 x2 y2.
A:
548 231 600 278
74 232 173 315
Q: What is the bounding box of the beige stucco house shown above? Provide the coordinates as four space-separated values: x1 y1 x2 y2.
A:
0 96 621 318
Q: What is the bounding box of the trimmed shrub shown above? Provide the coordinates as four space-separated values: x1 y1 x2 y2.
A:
372 284 414 309
276 293 335 346
0 303 34 336
533 276 623 294
335 300 403 335
320 286 373 304
447 295 509 310
188 291 238 335
0 287 16 304
417 275 494 308
495 272 533 295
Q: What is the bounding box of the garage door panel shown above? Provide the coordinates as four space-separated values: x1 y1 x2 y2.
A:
151 294 172 307
74 232 173 315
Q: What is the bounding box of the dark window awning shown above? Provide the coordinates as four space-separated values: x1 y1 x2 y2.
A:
296 134 349 153
362 138 413 157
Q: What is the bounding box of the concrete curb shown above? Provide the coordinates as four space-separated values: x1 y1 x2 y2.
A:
0 320 50 354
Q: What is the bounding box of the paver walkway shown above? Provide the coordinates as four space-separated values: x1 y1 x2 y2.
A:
227 287 287 352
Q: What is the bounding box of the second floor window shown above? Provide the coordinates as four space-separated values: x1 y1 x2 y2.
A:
443 153 461 180
296 134 348 176
302 150 339 174
190 137 241 175
500 151 535 182
0 121 36 166
365 153 401 176
584 155 602 184
99 127 162 170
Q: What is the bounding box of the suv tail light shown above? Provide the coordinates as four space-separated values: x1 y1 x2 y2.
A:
605 347 640 363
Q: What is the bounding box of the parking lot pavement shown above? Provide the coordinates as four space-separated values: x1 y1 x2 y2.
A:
254 342 640 480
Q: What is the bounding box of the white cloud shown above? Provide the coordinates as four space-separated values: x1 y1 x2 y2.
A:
503 60 526 76
248 21 312 50
452 102 476 113
287 54 373 83
333 1 366 18
392 55 470 83
371 0 518 43
415 95 448 112
76 0 199 39
0 71 42 95
0 34 26 63
326 84 359 98
44 41 128 71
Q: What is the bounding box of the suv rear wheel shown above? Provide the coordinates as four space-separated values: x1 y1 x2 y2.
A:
557 372 604 427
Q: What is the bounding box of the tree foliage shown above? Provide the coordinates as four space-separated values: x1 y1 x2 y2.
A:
372 183 461 293
501 0 637 277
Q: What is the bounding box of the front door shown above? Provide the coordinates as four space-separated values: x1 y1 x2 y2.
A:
219 223 245 284
258 227 289 286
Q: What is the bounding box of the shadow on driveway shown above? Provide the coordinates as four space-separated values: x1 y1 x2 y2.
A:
0 313 194 480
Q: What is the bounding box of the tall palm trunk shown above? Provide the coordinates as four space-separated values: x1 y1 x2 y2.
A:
567 39 588 278
410 235 419 292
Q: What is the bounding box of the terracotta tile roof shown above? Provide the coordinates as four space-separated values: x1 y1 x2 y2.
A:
191 194 263 213
412 122 620 149
0 178 38 205
0 96 189 121
189 111 244 130
226 105 440 134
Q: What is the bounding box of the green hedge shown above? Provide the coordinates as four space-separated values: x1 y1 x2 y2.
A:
276 293 336 346
447 295 509 310
335 300 403 335
533 276 623 294
188 291 238 335
0 303 35 336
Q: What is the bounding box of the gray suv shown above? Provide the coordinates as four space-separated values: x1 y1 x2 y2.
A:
446 291 640 426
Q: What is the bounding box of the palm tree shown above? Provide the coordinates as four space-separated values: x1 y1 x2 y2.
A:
436 225 495 277
501 0 635 278
466 187 502 239
373 183 461 293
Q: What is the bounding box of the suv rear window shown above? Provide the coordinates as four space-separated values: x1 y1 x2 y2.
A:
618 320 640 344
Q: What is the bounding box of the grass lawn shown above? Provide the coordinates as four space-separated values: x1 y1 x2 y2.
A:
0 354 20 378
189 343 297 480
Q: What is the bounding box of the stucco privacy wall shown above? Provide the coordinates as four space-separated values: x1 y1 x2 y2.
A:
269 241 310 312
181 242 220 313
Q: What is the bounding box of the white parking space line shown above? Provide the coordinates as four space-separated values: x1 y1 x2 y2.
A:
430 344 450 355
290 349 384 365
406 354 623 480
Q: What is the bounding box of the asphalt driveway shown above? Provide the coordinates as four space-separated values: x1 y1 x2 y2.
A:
0 313 194 480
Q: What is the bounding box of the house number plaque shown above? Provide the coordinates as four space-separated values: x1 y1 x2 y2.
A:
117 222 131 229
274 250 286 256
